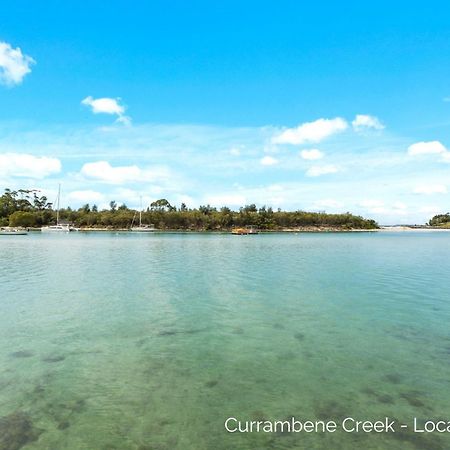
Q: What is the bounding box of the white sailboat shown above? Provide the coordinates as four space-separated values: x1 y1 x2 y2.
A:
41 184 71 233
130 197 156 232
0 227 28 236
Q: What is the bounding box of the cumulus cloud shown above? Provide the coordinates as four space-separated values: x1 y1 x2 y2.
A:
407 141 447 156
80 161 170 184
392 201 407 211
306 164 339 177
204 194 247 207
0 41 35 86
311 199 343 210
413 184 448 195
260 155 278 166
0 153 61 178
407 141 450 163
81 96 131 125
68 190 105 204
300 148 323 160
272 117 348 145
358 199 386 214
352 114 384 131
419 205 442 215
358 199 409 216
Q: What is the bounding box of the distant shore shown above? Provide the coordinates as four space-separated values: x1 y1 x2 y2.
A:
379 226 450 232
26 226 379 233
24 225 450 233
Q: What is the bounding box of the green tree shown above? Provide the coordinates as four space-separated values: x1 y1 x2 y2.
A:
9 211 37 227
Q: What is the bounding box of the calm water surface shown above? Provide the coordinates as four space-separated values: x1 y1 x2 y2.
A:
0 231 450 450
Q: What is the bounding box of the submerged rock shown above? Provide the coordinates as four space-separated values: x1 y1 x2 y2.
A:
315 400 348 421
42 355 65 363
157 330 177 336
9 351 34 359
384 373 403 384
400 391 426 408
0 411 41 450
361 387 395 405
57 420 70 430
205 379 218 388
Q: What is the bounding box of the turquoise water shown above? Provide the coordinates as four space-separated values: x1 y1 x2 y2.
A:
1 231 450 450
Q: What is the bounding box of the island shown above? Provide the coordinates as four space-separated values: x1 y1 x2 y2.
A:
0 188 378 232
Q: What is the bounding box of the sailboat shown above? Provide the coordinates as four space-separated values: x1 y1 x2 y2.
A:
130 197 156 232
0 227 28 236
41 184 71 233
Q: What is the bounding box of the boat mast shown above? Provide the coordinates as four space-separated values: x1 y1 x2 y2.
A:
139 196 142 227
56 184 61 225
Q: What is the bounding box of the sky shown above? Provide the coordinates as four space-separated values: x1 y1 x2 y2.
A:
1 1 450 224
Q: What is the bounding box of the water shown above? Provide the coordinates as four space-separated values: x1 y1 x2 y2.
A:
0 231 449 450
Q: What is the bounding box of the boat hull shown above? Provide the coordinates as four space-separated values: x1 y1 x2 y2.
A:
130 227 156 232
41 226 70 233
0 231 28 235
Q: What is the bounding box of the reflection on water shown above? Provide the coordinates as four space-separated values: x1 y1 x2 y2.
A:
0 232 450 449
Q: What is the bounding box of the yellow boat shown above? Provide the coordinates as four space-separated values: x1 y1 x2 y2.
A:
231 226 259 235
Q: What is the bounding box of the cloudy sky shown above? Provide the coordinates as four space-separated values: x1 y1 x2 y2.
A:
1 2 450 224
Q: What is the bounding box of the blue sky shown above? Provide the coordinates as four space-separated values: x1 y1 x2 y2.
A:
1 1 450 224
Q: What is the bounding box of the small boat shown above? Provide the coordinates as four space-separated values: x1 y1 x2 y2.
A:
41 224 71 233
130 197 156 232
131 224 157 232
0 227 28 236
41 184 76 233
231 226 259 235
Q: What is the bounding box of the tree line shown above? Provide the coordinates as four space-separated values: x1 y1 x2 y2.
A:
0 188 379 230
428 213 450 228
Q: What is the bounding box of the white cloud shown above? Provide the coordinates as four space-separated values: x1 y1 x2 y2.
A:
358 200 408 217
229 147 241 156
311 199 343 210
359 199 384 208
81 161 139 183
0 153 61 178
358 199 387 214
419 205 442 215
82 96 124 115
116 115 132 126
204 194 247 206
81 96 131 125
260 155 278 166
272 117 348 145
300 148 324 160
68 190 105 204
352 114 384 131
80 161 171 184
306 164 339 177
392 201 407 210
407 141 447 156
413 184 448 195
0 41 35 86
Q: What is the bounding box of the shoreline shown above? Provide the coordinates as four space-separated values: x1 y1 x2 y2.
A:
26 226 379 233
24 227 380 235
23 226 450 233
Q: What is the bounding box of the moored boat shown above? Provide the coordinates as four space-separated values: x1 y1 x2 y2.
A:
130 197 156 232
0 227 28 236
41 224 71 233
41 184 76 233
231 226 259 235
130 224 157 232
